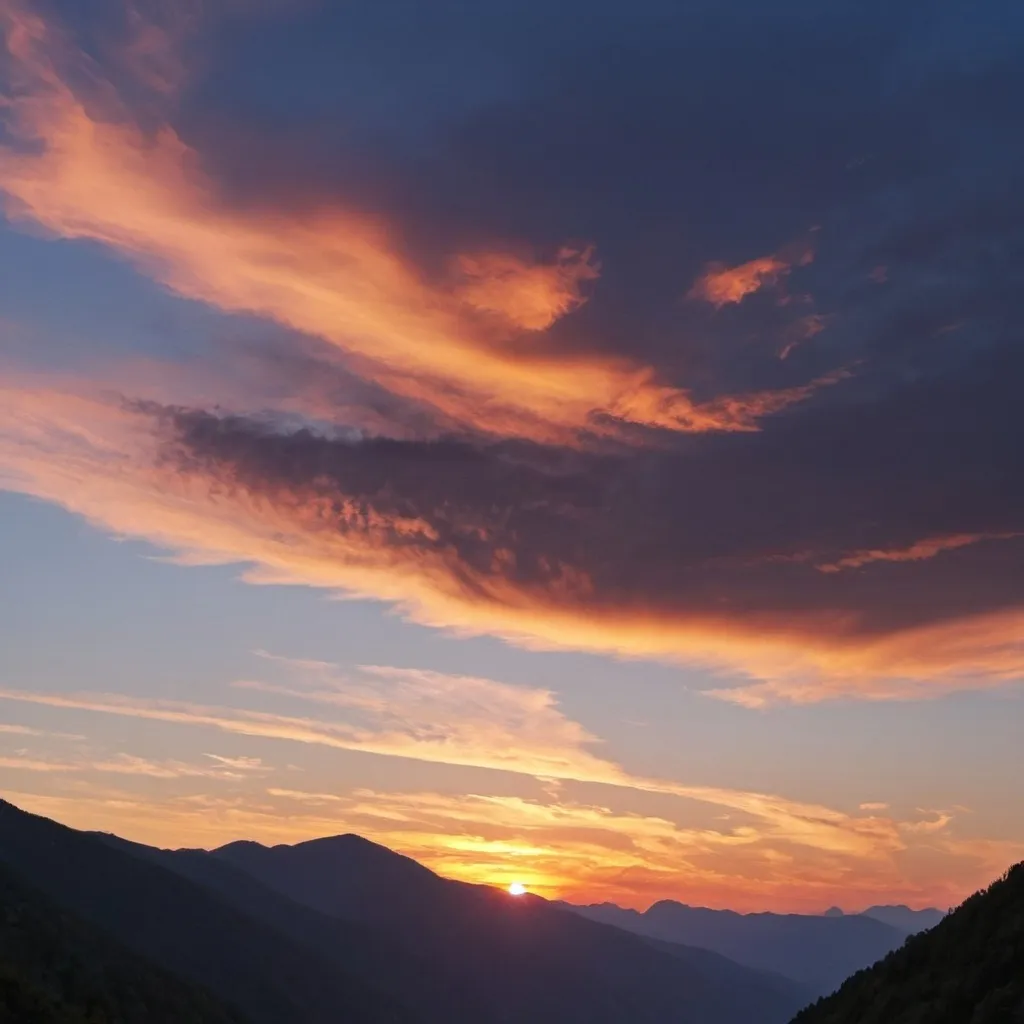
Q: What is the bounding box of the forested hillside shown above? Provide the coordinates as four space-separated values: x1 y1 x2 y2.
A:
792 863 1024 1024
0 862 242 1024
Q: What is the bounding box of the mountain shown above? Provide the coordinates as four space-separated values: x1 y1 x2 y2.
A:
101 831 809 1022
567 899 911 995
92 832 491 1023
0 797 811 1024
0 860 242 1024
792 862 1024 1023
209 832 812 1024
859 904 945 933
0 799 411 1024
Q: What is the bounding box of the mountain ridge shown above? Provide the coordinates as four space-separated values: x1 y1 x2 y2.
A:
0 798 809 1024
565 897 920 994
209 831 810 1023
0 799 413 1024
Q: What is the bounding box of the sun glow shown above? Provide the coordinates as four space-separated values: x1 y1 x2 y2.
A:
508 881 527 896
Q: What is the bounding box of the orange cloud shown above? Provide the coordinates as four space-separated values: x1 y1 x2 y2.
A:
703 608 1024 706
454 247 600 331
0 0 838 443
3 780 1012 913
1 383 1022 703
302 788 892 907
688 255 792 307
817 532 1022 573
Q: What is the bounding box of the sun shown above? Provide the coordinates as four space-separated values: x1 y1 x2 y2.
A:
507 881 527 896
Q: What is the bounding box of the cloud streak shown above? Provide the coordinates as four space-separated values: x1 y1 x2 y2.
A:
0 660 939 864
816 532 1023 573
0 750 260 779
1 650 1015 911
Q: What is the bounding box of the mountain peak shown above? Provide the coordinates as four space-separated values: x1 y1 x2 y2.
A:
288 832 407 855
210 838 269 853
214 832 432 869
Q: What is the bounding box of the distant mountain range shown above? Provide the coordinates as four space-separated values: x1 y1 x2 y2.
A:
0 798 808 1024
856 904 946 933
565 898 944 995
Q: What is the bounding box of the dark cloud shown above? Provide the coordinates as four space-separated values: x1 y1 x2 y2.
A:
161 313 1024 642
174 0 1024 401
136 0 1024 646
4 0 1024 692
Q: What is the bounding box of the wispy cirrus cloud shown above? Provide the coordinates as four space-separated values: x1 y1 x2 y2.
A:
0 724 84 740
816 532 1023 573
0 756 77 773
0 658 952 865
0 750 264 779
235 655 621 784
202 753 267 772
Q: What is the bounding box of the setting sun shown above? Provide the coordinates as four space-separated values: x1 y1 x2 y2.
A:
508 882 527 896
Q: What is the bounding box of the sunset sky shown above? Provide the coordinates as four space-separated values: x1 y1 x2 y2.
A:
1 0 1023 913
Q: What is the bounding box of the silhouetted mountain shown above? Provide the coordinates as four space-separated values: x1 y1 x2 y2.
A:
567 899 910 995
93 832 491 1023
792 862 1024 1023
0 860 241 1024
0 799 411 1024
640 935 811 998
859 904 945 933
0 798 814 1023
210 832 811 1024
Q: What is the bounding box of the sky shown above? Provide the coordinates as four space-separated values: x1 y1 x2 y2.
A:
1 0 1023 914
